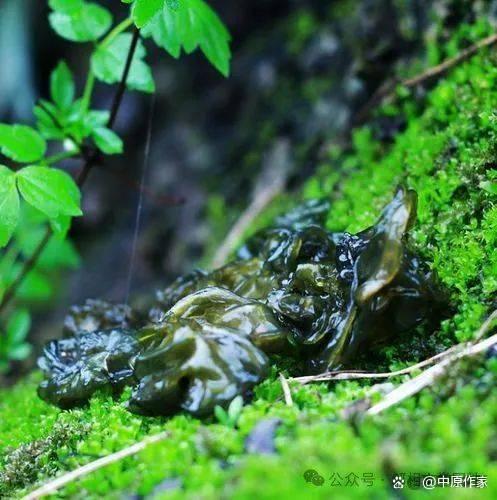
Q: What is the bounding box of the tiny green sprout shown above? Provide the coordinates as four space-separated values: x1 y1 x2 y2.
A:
214 396 244 428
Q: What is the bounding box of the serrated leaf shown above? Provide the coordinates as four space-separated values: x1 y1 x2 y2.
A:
132 0 163 28
0 166 20 247
49 0 112 42
142 4 182 58
0 124 47 163
92 127 123 155
91 33 155 93
16 166 82 219
51 61 75 110
142 0 231 76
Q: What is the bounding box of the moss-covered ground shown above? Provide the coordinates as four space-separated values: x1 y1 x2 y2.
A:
2 19 497 500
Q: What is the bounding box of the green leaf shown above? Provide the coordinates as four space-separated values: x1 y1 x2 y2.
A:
50 61 75 110
142 4 181 58
91 33 155 93
7 309 31 345
132 0 163 28
214 405 228 425
481 181 497 195
49 214 73 237
227 395 243 421
16 226 80 270
33 104 65 140
49 0 112 42
0 166 20 247
142 0 231 76
16 166 82 219
15 268 53 302
92 127 124 155
0 124 47 163
8 343 32 361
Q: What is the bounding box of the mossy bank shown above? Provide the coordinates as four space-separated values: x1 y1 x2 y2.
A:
2 18 497 500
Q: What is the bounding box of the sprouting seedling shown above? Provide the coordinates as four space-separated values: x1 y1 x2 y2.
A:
214 396 244 428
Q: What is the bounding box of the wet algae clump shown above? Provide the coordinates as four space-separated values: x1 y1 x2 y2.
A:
38 188 444 417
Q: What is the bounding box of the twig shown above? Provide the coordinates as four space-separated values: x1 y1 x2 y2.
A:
291 344 462 385
108 27 140 129
279 373 293 407
210 139 291 268
23 432 170 499
0 28 141 317
367 310 497 416
354 33 497 123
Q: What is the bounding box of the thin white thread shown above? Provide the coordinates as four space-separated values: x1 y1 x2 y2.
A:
123 94 156 310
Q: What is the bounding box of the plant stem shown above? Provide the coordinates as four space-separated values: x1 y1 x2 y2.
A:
81 17 133 111
81 71 95 112
0 27 142 317
45 149 80 166
100 17 134 49
109 26 140 128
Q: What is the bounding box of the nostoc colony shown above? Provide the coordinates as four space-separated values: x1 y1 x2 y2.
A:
38 188 445 417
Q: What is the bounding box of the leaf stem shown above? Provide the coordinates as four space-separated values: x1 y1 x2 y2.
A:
81 17 133 112
81 71 95 112
44 149 80 166
100 17 134 49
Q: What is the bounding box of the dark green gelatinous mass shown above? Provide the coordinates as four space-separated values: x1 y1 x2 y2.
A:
38 188 445 416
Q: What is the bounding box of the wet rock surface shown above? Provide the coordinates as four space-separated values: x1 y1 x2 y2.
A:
38 188 445 416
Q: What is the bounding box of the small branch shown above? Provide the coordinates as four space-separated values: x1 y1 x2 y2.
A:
366 310 497 416
0 28 142 317
279 373 294 407
355 32 497 123
291 311 497 416
210 139 291 268
108 26 140 129
291 345 461 385
45 149 80 166
0 229 52 316
24 432 170 499
402 33 497 88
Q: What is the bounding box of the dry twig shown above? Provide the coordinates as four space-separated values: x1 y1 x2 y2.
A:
291 310 497 416
279 373 294 407
355 33 497 123
23 432 170 499
210 140 291 268
291 346 459 385
367 310 497 415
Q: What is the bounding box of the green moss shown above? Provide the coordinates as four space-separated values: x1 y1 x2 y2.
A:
3 19 497 500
